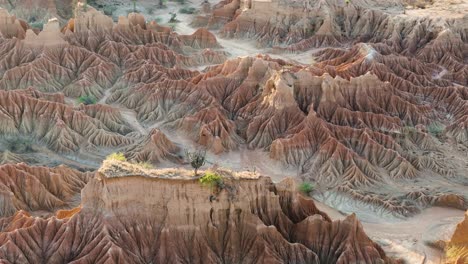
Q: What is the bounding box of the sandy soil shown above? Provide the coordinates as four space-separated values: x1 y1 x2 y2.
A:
404 0 468 18
315 201 465 264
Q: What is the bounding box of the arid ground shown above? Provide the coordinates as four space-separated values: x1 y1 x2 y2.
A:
0 0 466 263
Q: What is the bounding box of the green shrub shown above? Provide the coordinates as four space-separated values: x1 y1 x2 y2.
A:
199 171 223 188
298 182 314 195
427 122 445 137
168 12 179 23
137 161 153 169
106 152 127 162
29 21 44 30
179 7 196 14
77 95 97 105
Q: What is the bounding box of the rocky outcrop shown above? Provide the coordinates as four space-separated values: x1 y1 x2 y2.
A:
0 163 396 263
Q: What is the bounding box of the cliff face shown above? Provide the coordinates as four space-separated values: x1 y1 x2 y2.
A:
0 162 395 264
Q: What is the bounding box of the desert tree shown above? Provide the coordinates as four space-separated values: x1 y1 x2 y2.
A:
185 149 206 176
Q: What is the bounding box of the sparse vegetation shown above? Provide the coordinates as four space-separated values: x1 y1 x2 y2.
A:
158 0 166 8
298 182 314 195
5 137 34 153
154 17 163 23
179 7 196 14
186 149 206 175
106 152 127 162
136 161 153 169
199 171 223 189
169 12 179 23
29 21 45 30
428 122 445 137
77 95 97 105
8 6 49 29
146 6 156 15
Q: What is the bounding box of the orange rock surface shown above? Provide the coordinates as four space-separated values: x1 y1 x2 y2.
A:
445 211 468 263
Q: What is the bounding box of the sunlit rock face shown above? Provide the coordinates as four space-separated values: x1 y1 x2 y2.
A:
0 162 396 264
445 211 468 263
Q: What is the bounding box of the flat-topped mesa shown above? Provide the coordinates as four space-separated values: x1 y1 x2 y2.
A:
84 161 396 263
0 161 396 263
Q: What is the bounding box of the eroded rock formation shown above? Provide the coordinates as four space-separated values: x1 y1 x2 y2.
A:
0 0 465 218
0 163 92 218
0 90 132 152
0 162 396 264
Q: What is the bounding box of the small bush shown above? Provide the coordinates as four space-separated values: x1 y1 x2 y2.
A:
199 171 223 188
427 122 445 137
29 21 44 30
298 182 314 195
137 161 153 169
106 152 127 162
179 7 196 14
168 12 179 23
77 95 97 105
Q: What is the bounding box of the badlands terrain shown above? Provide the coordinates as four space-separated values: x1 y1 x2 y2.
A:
0 0 466 263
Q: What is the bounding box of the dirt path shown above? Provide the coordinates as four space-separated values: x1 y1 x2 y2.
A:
315 201 464 264
119 108 147 135
98 89 112 104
